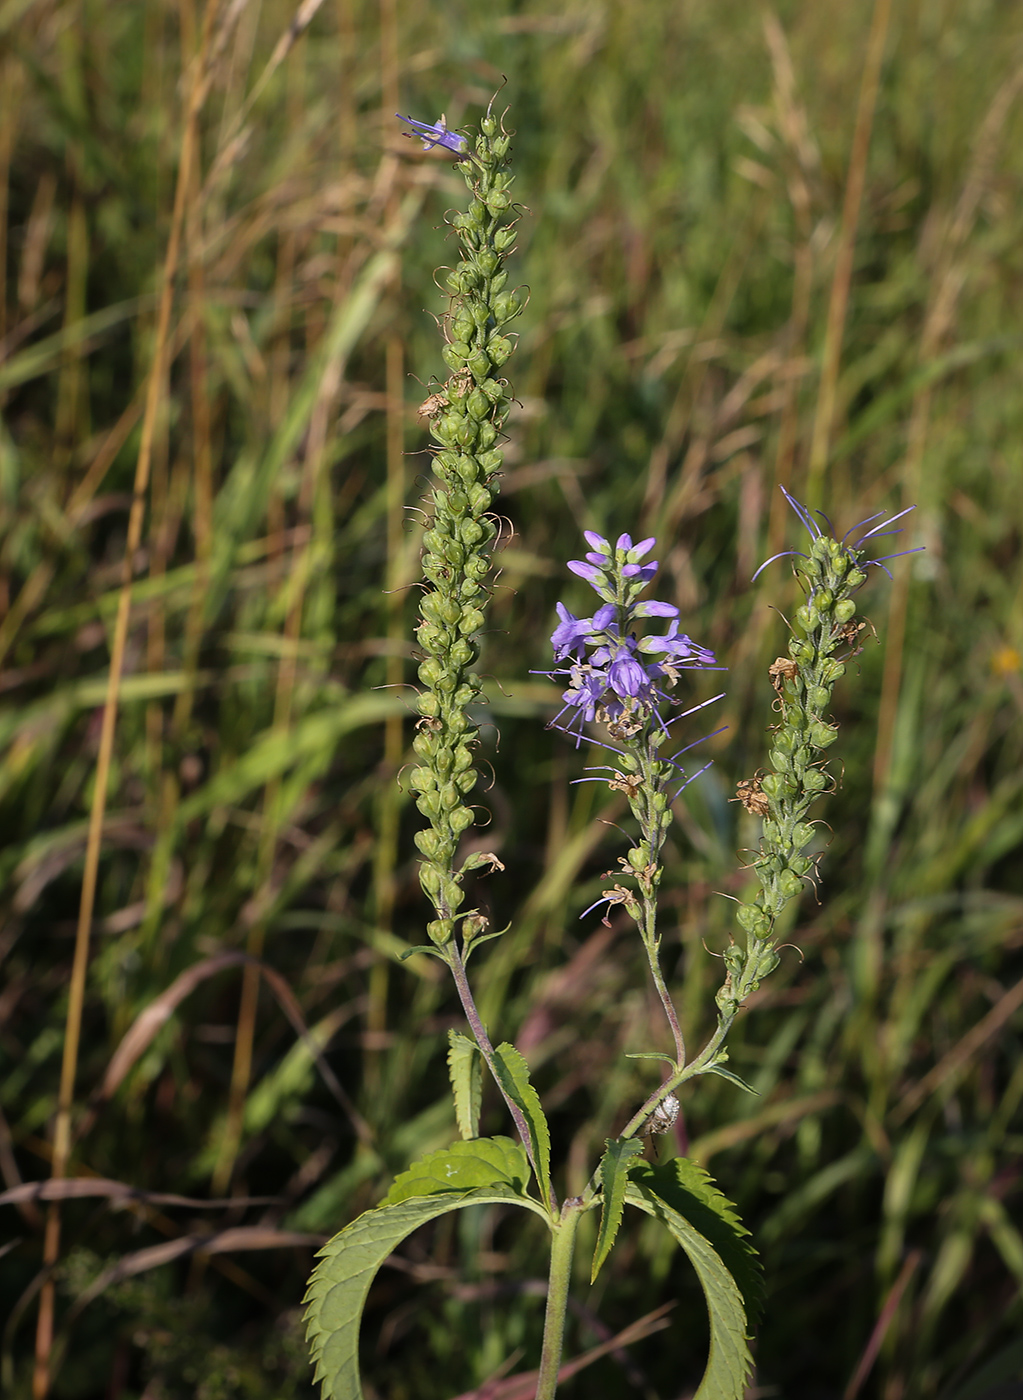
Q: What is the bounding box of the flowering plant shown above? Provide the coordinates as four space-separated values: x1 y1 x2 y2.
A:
304 102 908 1400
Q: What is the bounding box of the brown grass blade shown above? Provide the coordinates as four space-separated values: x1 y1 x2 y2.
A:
0 1179 280 1210
448 1302 674 1400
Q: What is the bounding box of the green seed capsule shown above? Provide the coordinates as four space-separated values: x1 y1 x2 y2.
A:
777 869 804 899
466 389 490 421
790 822 814 850
427 918 455 945
808 720 838 748
737 904 772 937
487 336 513 366
834 598 856 624
443 339 471 362
414 828 442 858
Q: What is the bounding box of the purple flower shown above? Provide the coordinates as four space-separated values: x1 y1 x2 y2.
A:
551 603 594 661
638 620 716 668
752 487 923 582
566 557 610 592
556 664 608 729
633 600 680 620
545 529 719 745
594 638 650 700
396 113 469 157
583 531 612 555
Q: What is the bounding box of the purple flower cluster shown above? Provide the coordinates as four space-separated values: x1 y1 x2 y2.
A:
548 533 716 744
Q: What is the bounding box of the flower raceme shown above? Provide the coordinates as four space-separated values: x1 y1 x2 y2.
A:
547 533 716 744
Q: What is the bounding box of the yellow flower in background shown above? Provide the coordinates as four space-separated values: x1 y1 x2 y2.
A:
991 645 1022 676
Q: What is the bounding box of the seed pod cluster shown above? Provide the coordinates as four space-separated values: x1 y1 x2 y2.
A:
720 533 867 1013
409 106 522 952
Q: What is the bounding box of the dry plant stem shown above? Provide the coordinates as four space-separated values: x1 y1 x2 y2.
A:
367 334 406 1079
213 350 325 1194
369 0 403 1069
843 1250 922 1400
805 0 891 508
872 64 1023 801
0 55 23 347
30 10 218 1393
762 11 815 561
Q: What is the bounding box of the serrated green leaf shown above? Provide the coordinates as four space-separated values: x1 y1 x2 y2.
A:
383 1136 533 1205
447 1031 483 1140
704 1063 759 1095
305 1184 547 1400
491 1042 553 1211
632 1159 763 1325
626 1171 756 1400
591 1137 645 1282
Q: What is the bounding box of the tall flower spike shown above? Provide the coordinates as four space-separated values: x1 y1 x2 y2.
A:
545 528 722 1070
720 486 918 1020
405 102 523 957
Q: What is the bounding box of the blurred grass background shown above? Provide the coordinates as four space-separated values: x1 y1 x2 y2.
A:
1 1 1022 1397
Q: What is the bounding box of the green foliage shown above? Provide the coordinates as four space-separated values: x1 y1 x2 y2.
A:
446 1029 483 1140
381 1136 536 1206
591 1137 645 1283
305 1183 546 1400
626 1173 755 1400
490 1041 553 1214
631 1159 763 1328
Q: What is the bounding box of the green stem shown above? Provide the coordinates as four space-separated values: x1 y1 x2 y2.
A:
643 929 686 1067
447 941 555 1214
535 1202 582 1400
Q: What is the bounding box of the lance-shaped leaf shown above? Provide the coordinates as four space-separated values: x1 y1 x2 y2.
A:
305 1182 549 1400
491 1042 552 1211
382 1136 531 1205
591 1137 644 1282
447 1030 483 1140
704 1062 759 1095
625 1160 761 1400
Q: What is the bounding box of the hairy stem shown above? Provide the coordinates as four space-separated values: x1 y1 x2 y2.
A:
642 930 686 1067
534 1202 582 1400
